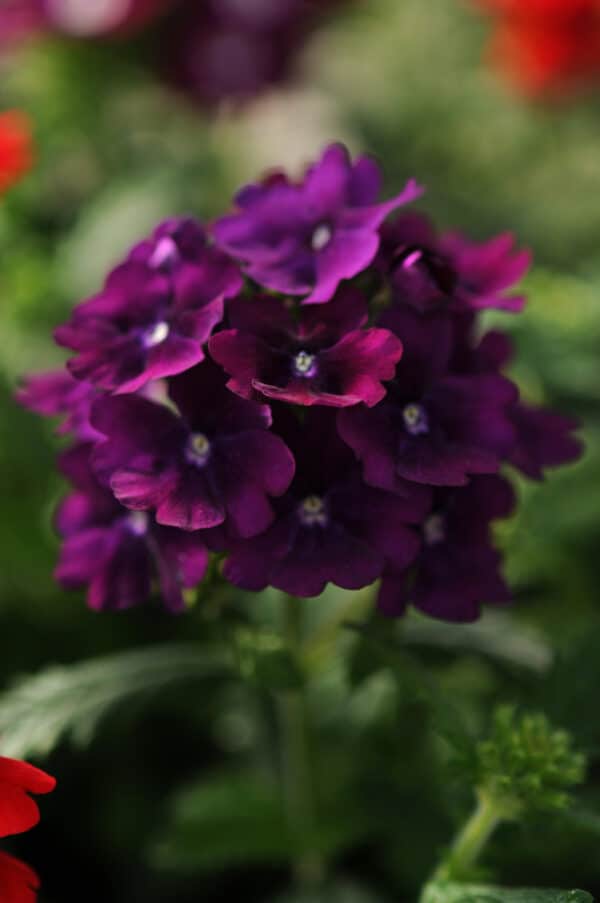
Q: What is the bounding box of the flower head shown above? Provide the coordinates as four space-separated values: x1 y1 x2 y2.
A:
55 217 242 394
213 144 422 305
18 143 582 620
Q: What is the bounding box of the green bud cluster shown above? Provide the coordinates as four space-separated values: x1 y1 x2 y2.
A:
475 706 586 819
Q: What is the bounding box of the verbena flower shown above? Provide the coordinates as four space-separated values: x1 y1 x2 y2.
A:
222 410 430 597
90 359 295 535
55 443 209 612
54 217 241 394
380 211 531 314
378 475 515 622
18 144 582 620
213 144 423 304
209 288 402 407
0 756 55 903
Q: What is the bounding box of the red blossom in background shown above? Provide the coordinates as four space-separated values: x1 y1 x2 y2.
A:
0 757 55 903
476 0 600 97
0 111 33 195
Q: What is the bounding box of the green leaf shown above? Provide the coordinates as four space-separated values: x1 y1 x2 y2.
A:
421 883 593 903
0 644 230 758
153 770 291 871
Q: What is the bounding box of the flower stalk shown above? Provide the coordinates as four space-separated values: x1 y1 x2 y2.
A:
278 594 325 888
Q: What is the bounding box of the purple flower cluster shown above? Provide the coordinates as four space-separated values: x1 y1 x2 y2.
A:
18 144 582 621
0 0 348 106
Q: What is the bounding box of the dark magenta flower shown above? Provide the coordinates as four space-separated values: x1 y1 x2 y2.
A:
378 475 515 622
338 306 517 488
90 359 295 534
223 411 430 597
165 0 318 107
508 402 583 479
15 369 100 442
54 217 242 394
209 288 402 407
212 144 422 305
55 443 208 613
381 211 531 314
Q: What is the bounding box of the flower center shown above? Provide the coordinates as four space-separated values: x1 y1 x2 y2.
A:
311 223 332 252
402 402 429 436
149 236 180 271
143 320 170 348
187 432 211 467
292 350 318 378
127 511 149 536
423 513 445 546
298 494 328 527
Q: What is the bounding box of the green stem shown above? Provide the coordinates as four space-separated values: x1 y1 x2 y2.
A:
279 594 325 888
433 790 502 882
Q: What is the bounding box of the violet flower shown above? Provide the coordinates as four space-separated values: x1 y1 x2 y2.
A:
15 369 100 442
55 217 242 394
213 144 422 304
55 443 208 613
91 359 295 535
209 287 402 407
223 411 431 597
381 211 531 314
338 306 517 488
508 403 583 479
378 475 515 622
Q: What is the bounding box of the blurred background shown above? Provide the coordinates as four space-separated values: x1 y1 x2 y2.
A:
2 0 600 900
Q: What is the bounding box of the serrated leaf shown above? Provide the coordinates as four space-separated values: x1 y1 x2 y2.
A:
0 644 230 759
421 882 593 903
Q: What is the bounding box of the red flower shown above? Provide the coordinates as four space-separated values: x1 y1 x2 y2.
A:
0 757 55 903
0 852 39 903
0 111 33 194
476 0 600 97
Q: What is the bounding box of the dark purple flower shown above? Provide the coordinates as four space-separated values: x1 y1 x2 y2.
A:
508 402 583 479
54 217 242 394
91 359 295 535
209 288 402 407
212 144 422 305
15 368 100 441
55 443 208 613
222 411 431 597
338 306 517 488
381 212 531 314
378 475 515 622
165 0 310 106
